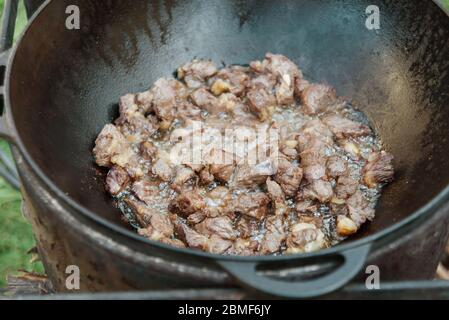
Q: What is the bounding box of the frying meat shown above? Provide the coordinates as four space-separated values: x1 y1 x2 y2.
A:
363 151 395 188
93 53 394 256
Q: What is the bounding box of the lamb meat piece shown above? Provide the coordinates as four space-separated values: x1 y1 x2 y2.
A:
190 88 225 114
176 102 202 121
274 157 303 197
300 84 344 115
169 190 206 218
265 53 301 79
295 199 318 215
336 215 358 237
236 217 259 239
93 124 131 168
178 60 218 89
327 155 348 178
199 167 215 185
152 156 175 182
213 66 250 96
347 191 375 227
187 211 207 225
260 215 286 255
286 219 326 254
275 74 295 106
266 178 289 216
232 192 271 220
228 239 259 256
105 166 130 195
125 198 153 227
195 217 236 240
204 186 233 216
266 178 285 202
209 164 235 184
171 166 196 191
176 223 208 250
322 113 371 139
297 119 333 152
140 141 158 161
137 212 174 241
131 179 172 210
150 78 178 125
250 74 277 92
159 237 186 248
116 94 138 123
247 87 276 121
93 124 143 177
363 151 394 188
233 160 277 189
135 90 154 114
303 164 326 181
303 180 334 203
204 235 233 254
294 77 310 96
335 176 359 200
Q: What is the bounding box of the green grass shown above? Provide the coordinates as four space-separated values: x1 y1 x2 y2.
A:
0 0 44 288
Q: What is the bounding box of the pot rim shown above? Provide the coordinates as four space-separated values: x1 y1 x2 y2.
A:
4 0 449 262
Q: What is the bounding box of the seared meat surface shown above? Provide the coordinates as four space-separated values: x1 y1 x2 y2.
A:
93 53 394 255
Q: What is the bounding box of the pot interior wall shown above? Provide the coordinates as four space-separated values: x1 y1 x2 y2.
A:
9 0 449 241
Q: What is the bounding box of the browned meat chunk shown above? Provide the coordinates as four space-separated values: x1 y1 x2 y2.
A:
196 217 236 240
209 164 235 184
172 166 196 191
260 215 286 254
303 180 334 203
347 191 375 227
204 235 233 254
322 114 371 138
301 84 342 115
250 74 277 92
294 77 310 96
93 124 131 168
327 156 348 178
265 53 301 79
138 212 174 241
169 190 206 218
178 60 218 88
228 239 259 256
93 124 143 177
190 87 225 114
135 90 154 114
176 223 208 250
335 176 359 200
140 141 158 161
150 78 178 125
295 199 318 215
214 66 249 96
232 192 270 220
106 166 130 195
276 74 295 106
152 156 175 182
274 157 303 197
187 212 207 225
286 218 326 254
233 161 277 189
247 87 276 121
199 167 215 185
363 151 394 188
236 217 259 239
267 178 289 216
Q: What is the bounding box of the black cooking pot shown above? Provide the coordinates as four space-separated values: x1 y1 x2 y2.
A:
1 0 449 298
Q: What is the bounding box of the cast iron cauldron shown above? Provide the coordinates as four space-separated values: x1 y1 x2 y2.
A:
1 0 449 298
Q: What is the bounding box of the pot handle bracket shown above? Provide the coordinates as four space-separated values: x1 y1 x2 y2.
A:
219 243 371 299
0 0 21 189
0 0 18 140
